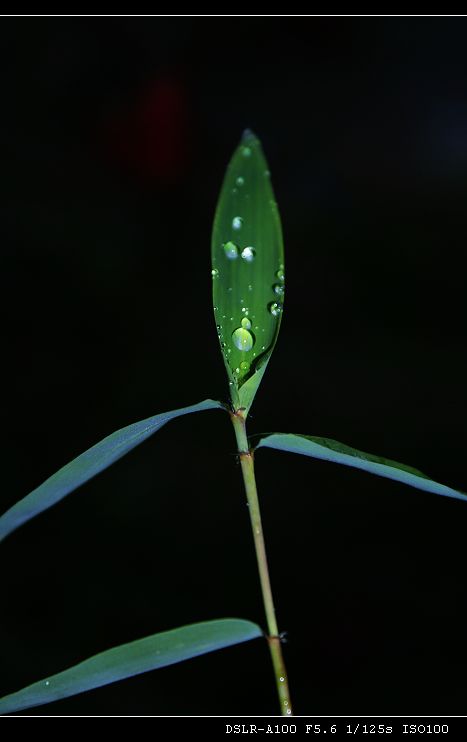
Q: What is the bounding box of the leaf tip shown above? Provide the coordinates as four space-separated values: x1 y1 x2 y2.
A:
241 128 258 144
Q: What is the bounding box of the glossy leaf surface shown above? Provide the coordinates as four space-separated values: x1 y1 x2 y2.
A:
257 433 467 502
0 399 225 542
0 618 262 714
211 131 284 411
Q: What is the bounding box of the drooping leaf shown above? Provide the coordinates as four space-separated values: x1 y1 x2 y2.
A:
0 399 225 542
256 433 467 503
0 618 262 715
211 130 284 412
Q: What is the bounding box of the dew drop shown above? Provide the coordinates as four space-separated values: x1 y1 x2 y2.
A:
279 676 285 682
273 282 285 296
276 268 285 282
286 709 292 715
223 241 239 260
232 216 243 230
211 268 219 279
241 246 256 262
241 317 252 330
268 301 283 317
236 176 245 186
232 327 254 352
248 284 253 292
45 681 50 686
240 361 250 372
242 146 252 158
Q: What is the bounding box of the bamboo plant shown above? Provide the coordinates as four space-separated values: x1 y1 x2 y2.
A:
0 130 465 717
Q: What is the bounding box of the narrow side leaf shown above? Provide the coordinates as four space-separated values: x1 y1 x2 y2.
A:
0 618 262 715
0 399 225 542
257 433 467 503
211 130 284 413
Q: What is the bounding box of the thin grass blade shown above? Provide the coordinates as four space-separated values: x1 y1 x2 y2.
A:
0 399 225 542
257 433 467 503
0 618 262 714
211 130 284 412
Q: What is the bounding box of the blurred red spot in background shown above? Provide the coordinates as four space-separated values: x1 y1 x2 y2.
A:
103 74 191 184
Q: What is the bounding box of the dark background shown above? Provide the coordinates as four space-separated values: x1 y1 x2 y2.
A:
1 16 467 716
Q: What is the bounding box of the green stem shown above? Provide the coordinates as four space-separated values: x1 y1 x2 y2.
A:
230 409 293 717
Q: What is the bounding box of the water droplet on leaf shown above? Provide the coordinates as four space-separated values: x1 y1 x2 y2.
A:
276 268 285 282
223 241 239 260
232 327 254 352
241 317 252 330
236 176 244 186
242 146 252 158
268 301 283 317
240 361 250 372
273 283 284 296
241 246 256 262
211 268 219 279
232 216 243 231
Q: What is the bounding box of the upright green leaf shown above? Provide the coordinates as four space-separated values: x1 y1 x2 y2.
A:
257 433 467 503
0 399 225 542
211 130 284 412
0 618 262 714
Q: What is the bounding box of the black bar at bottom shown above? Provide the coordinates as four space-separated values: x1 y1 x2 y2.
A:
1 715 465 734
